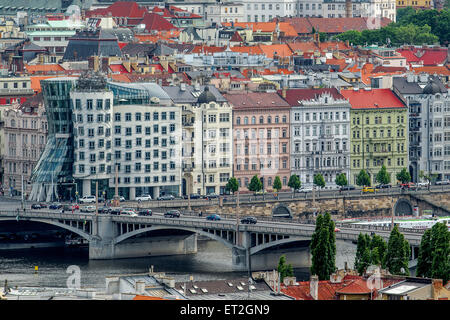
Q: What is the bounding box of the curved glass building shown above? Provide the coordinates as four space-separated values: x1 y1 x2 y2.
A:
29 77 77 202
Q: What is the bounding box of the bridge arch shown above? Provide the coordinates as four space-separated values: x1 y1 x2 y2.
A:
113 225 236 250
394 198 413 216
0 217 92 241
272 204 292 218
250 236 310 255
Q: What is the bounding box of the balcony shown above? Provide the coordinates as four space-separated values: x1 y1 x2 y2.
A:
0 88 34 96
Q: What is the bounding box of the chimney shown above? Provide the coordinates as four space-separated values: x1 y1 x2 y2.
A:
281 87 287 98
432 279 443 299
310 275 319 300
135 281 145 295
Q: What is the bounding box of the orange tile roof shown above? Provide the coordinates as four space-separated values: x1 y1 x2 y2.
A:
259 44 293 58
319 41 351 51
412 66 450 76
341 88 406 109
192 45 226 54
326 58 348 72
223 22 297 37
287 41 319 53
25 64 65 74
230 45 264 55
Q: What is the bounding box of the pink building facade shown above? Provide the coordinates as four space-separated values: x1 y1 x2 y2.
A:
225 92 291 193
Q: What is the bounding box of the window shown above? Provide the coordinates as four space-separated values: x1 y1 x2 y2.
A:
86 99 93 110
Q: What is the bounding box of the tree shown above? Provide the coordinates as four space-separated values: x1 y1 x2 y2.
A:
396 168 411 184
335 173 348 188
225 177 239 194
376 165 391 185
248 175 262 192
273 176 282 192
416 229 433 278
370 234 387 266
383 225 410 275
313 173 326 189
310 213 336 280
356 169 371 187
355 233 372 275
288 174 301 195
277 255 294 282
430 223 450 284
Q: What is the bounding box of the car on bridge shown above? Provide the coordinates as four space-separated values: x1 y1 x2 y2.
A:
339 185 356 191
79 195 96 204
98 206 111 214
400 182 416 190
138 209 152 216
49 203 63 210
80 205 96 213
206 214 221 221
136 194 152 202
158 194 175 201
38 203 48 208
62 204 79 211
110 208 121 215
31 204 42 209
164 210 180 218
121 210 137 217
240 216 257 224
204 193 219 200
435 179 450 185
375 184 391 189
297 186 313 193
184 194 201 199
362 186 375 193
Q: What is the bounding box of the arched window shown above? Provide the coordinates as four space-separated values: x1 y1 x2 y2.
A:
251 116 256 124
283 176 287 186
282 115 287 123
11 119 15 127
244 117 248 124
267 116 272 124
275 116 279 123
236 117 241 125
259 116 264 124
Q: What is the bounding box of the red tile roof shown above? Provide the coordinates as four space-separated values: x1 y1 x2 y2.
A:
259 44 293 58
412 65 450 76
151 6 202 19
140 12 178 32
372 66 407 73
109 64 130 74
287 41 319 53
280 88 345 106
397 47 448 66
230 45 263 55
25 64 65 74
341 88 406 109
192 45 226 54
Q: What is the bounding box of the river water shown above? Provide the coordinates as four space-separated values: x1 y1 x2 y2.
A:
2 238 409 290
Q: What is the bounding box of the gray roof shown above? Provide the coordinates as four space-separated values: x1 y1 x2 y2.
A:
162 84 226 104
393 77 424 94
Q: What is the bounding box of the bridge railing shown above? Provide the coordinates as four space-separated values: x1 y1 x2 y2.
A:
0 210 94 221
335 222 426 235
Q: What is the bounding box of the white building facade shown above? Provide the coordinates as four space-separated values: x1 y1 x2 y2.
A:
288 89 351 188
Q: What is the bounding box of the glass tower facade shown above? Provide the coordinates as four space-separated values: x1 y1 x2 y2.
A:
29 77 77 202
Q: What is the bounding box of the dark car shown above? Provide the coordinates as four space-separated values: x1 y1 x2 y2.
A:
204 193 219 200
98 206 111 214
49 203 62 210
240 216 257 224
376 184 392 189
164 210 180 218
110 208 121 215
339 185 355 191
206 214 221 221
184 194 201 199
138 209 152 216
31 204 42 209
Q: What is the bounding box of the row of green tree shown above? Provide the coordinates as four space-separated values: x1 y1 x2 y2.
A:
224 166 412 195
334 8 450 45
310 215 450 283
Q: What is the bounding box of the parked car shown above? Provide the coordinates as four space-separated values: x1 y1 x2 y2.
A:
164 210 181 218
435 179 450 185
49 203 63 210
339 185 355 191
158 194 175 201
400 182 416 189
38 203 48 208
31 204 42 209
135 194 152 202
253 190 267 196
240 216 257 224
362 186 375 193
138 209 152 216
119 196 126 202
79 195 96 203
62 205 79 211
121 210 137 217
206 214 221 221
375 184 392 189
204 193 219 200
80 205 96 213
